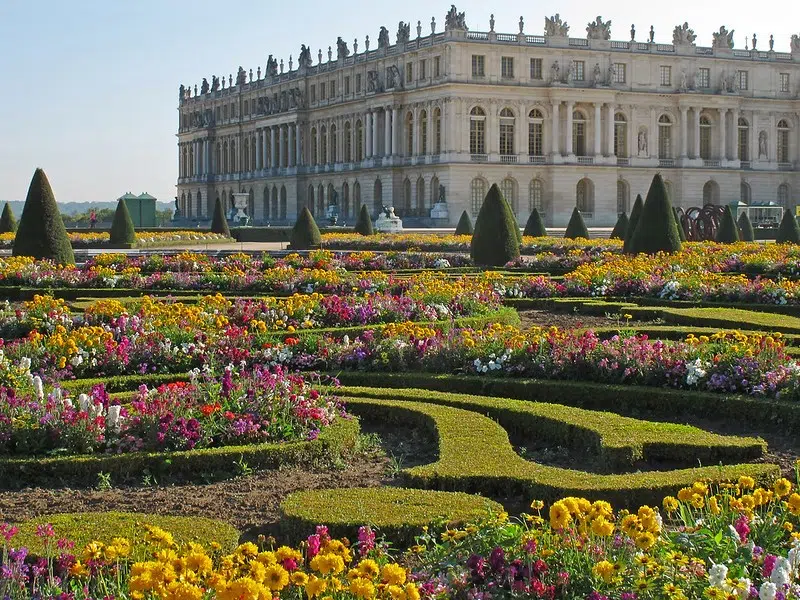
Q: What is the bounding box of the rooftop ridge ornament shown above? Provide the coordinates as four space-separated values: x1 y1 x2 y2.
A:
672 22 696 45
586 16 611 40
544 14 569 37
712 25 735 49
444 5 467 31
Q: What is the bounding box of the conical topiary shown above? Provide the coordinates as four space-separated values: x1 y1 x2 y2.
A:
673 208 687 242
738 210 755 242
12 168 74 264
715 205 740 244
470 183 521 266
564 207 589 239
210 196 231 237
454 210 473 236
354 204 374 236
609 212 628 240
623 194 644 254
629 174 683 254
109 199 137 245
523 208 547 237
290 206 322 250
0 203 17 234
776 208 800 244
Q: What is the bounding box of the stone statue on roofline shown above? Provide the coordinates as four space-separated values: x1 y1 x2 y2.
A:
298 45 312 68
378 26 390 49
672 22 696 45
397 21 411 44
444 5 467 31
211 76 220 92
201 78 209 94
544 14 569 37
266 55 278 77
586 16 611 40
336 37 350 59
791 34 800 53
236 67 247 86
712 26 735 49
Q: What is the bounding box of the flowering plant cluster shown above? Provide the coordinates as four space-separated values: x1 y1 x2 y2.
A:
0 230 232 249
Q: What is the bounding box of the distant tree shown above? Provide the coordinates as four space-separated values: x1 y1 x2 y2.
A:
673 208 687 242
564 207 589 239
738 211 755 242
470 183 520 266
776 208 800 244
290 206 322 249
629 174 682 254
210 197 231 237
715 205 740 244
523 208 547 237
609 212 628 240
354 205 374 236
109 199 137 244
13 168 74 264
454 210 473 235
623 194 644 254
0 203 17 233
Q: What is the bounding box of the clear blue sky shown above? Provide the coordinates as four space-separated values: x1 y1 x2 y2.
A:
1 0 797 204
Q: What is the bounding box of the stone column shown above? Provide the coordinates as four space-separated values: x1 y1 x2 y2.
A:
606 104 615 157
769 113 776 162
279 126 286 167
440 101 448 154
296 124 303 166
255 131 262 170
392 107 399 155
551 101 560 155
693 108 701 159
680 107 688 159
731 109 740 160
205 140 210 175
412 108 418 155
271 128 278 168
719 108 727 161
262 129 269 169
383 107 390 156
565 101 574 156
366 111 373 158
594 103 602 158
288 124 295 167
373 110 380 157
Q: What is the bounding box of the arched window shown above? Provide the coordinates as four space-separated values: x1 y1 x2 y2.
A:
317 184 325 216
355 121 364 161
499 108 515 156
330 124 338 163
280 186 287 220
327 184 335 209
778 183 791 207
354 181 362 214
263 188 270 221
420 110 428 155
738 118 750 162
658 115 672 159
614 113 627 157
703 180 719 205
430 176 440 207
320 126 328 164
307 185 315 215
529 179 543 214
740 182 751 205
406 112 414 156
699 115 712 160
271 187 278 221
373 178 383 215
433 108 442 154
528 109 544 157
501 178 517 215
342 182 350 219
310 128 319 165
617 180 629 214
778 120 790 164
402 178 412 215
416 177 426 215
344 122 352 162
573 110 587 156
469 107 486 155
576 178 594 216
470 177 487 215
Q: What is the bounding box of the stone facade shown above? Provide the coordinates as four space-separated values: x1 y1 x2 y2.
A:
176 8 800 227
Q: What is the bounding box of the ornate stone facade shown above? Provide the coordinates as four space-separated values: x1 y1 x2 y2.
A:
177 7 800 227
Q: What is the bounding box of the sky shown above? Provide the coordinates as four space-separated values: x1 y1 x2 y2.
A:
1 0 798 204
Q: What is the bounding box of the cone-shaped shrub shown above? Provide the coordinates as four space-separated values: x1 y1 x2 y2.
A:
629 174 682 254
354 204 374 236
13 169 74 264
454 210 473 235
523 208 547 237
210 197 230 237
715 205 740 244
623 194 644 253
564 207 589 239
776 208 800 244
290 206 322 250
0 203 17 234
738 210 755 242
673 207 687 242
470 183 520 266
609 212 628 240
109 199 137 245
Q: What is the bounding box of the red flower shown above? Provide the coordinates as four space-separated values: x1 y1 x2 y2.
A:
284 337 299 346
224 411 236 420
200 403 221 416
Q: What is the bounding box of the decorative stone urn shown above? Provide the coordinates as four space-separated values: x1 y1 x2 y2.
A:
231 192 250 226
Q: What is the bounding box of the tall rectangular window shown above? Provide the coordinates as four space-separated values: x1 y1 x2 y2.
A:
471 55 485 77
320 83 326 100
613 63 626 83
573 61 585 81
780 73 790 93
528 122 543 155
470 120 485 154
310 85 316 103
434 56 441 77
406 62 413 82
698 68 710 89
329 80 335 97
501 57 514 78
660 65 672 86
737 70 749 90
419 59 426 80
530 58 542 80
344 76 350 94
355 74 362 93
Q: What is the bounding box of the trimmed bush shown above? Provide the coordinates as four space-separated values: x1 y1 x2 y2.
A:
623 194 644 254
738 211 755 242
629 174 682 254
715 205 740 244
0 202 17 233
210 196 231 237
470 183 521 266
13 169 74 264
673 207 687 242
109 199 137 245
454 210 473 235
564 207 589 240
280 488 501 546
523 208 548 237
609 212 628 240
354 204 374 236
16 513 240 558
776 208 800 244
290 207 322 250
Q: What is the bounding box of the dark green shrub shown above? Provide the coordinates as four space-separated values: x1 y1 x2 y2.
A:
715 205 740 244
0 203 17 234
470 183 521 266
13 169 74 264
109 199 136 245
564 207 589 239
523 208 547 237
354 204 374 236
776 208 800 244
609 212 628 240
673 208 687 242
454 210 473 235
210 197 231 237
629 174 682 254
290 206 322 249
623 194 644 254
738 211 755 242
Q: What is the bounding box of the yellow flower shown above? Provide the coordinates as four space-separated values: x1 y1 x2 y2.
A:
69 560 89 578
590 517 614 537
738 476 755 489
709 497 721 515
305 575 327 598
774 478 792 497
787 493 800 516
405 583 421 600
663 496 679 513
349 577 376 600
635 531 656 550
82 541 105 562
592 560 617 583
549 501 572 530
164 581 204 600
291 571 309 587
264 564 289 591
530 500 544 510
381 563 407 586
144 525 175 548
357 559 380 580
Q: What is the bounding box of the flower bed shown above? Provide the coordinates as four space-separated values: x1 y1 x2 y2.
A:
0 231 233 249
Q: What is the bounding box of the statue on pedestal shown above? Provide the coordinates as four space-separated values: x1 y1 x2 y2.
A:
544 14 569 37
586 16 611 40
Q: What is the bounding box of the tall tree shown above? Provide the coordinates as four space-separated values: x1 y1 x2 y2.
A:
13 169 74 264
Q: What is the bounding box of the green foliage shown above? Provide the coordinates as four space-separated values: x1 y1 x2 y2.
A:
738 211 755 242
13 169 74 264
623 194 644 253
290 207 322 250
673 208 687 242
776 208 800 244
354 204 374 236
0 203 17 233
523 208 548 237
280 488 501 546
210 197 231 237
715 205 740 244
563 207 589 240
454 210 473 236
109 199 137 245
609 212 628 240
470 183 521 266
629 174 682 254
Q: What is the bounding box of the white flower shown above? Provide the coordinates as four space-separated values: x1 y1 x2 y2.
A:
342 335 350 346
33 376 44 400
71 354 84 367
686 359 707 386
735 578 751 600
770 558 791 586
19 357 31 371
78 393 89 413
107 405 122 433
759 582 777 600
708 563 728 588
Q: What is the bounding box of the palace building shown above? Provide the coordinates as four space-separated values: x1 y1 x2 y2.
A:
176 7 800 227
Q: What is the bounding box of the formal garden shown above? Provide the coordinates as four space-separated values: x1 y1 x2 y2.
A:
3 169 800 599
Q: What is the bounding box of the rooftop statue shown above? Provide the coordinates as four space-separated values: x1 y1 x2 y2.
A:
236 67 247 87
211 76 220 92
298 45 312 68
266 55 278 77
200 78 209 94
378 26 390 49
397 21 411 44
792 34 800 53
586 16 611 40
672 22 696 45
544 14 569 37
336 36 350 59
712 25 735 49
444 5 467 31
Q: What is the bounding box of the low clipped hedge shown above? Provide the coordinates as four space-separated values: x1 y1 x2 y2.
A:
0 418 359 489
15 512 240 558
280 488 501 546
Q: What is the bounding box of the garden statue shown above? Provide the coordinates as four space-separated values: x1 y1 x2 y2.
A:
336 37 350 59
298 45 312 68
712 26 735 49
544 14 569 37
397 21 411 44
630 24 635 41
378 27 390 49
267 55 278 77
586 16 611 40
638 130 648 155
759 131 768 158
672 22 696 45
444 5 467 31
649 26 655 43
